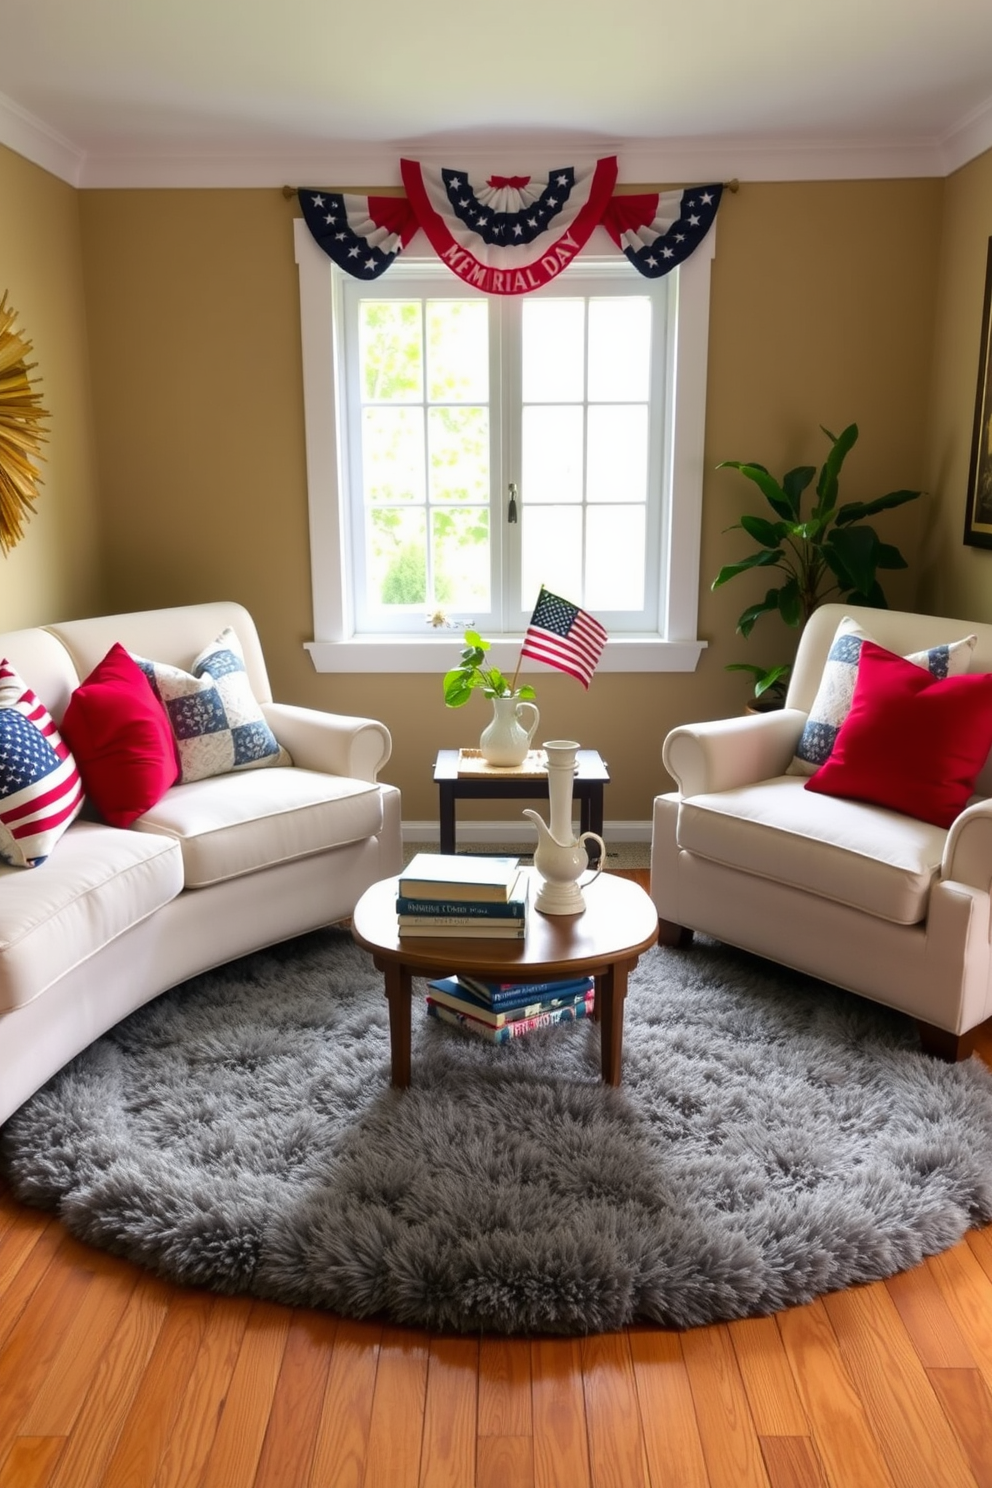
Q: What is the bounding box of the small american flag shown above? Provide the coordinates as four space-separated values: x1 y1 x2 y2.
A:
0 659 83 867
520 588 608 689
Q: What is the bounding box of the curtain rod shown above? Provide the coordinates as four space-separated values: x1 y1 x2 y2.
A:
283 179 740 199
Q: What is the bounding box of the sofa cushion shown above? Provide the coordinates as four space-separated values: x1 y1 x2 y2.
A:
0 819 183 1012
134 628 291 785
788 616 977 777
0 658 84 868
132 767 383 888
805 641 992 829
59 643 180 828
676 776 948 925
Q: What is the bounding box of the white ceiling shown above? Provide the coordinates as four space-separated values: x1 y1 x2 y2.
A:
3 0 992 187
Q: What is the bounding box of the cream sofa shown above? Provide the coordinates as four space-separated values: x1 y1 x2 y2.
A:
651 603 992 1059
0 601 402 1124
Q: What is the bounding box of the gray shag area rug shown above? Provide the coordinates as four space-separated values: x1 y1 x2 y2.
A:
3 928 992 1336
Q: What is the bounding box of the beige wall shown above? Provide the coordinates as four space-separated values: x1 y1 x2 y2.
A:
921 147 992 621
76 178 944 824
0 144 103 629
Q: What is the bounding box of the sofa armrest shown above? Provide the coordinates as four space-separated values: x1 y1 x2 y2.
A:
941 799 992 891
262 703 392 782
662 709 806 797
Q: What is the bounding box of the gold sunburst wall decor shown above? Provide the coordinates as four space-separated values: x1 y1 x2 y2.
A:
0 292 50 554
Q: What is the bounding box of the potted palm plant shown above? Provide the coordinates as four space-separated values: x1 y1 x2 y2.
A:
713 423 922 705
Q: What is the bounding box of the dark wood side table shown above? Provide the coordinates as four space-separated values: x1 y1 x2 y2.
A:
351 871 658 1088
433 747 609 860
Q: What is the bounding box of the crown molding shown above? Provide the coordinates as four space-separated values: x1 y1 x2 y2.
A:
940 95 992 175
0 88 84 185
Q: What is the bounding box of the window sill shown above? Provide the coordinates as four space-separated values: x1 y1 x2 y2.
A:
304 636 707 674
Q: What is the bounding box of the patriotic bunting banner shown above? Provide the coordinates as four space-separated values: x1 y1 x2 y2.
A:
299 166 723 292
520 587 608 689
399 156 618 295
601 184 722 278
298 190 420 279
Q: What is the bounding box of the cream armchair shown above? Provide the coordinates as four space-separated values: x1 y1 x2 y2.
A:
651 603 992 1060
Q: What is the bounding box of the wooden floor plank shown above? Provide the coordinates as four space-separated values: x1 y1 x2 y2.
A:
884 1262 975 1368
580 1332 649 1488
0 1436 65 1488
19 1258 139 1437
927 1367 992 1488
822 1284 977 1488
682 1323 771 1488
776 1300 897 1488
151 1295 252 1488
363 1325 429 1488
252 1309 337 1488
0 1212 58 1353
46 1274 172 1488
100 1287 215 1488
730 1316 810 1437
478 1435 534 1488
197 1299 292 1488
531 1338 591 1488
478 1336 533 1437
759 1436 828 1488
930 1240 992 1390
629 1328 709 1488
308 1318 382 1488
419 1336 479 1488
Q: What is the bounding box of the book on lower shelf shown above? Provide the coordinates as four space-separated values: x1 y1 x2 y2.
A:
455 972 594 1007
426 975 595 1027
426 990 595 1043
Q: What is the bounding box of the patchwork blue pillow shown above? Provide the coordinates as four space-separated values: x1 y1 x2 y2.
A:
133 628 292 784
788 617 978 776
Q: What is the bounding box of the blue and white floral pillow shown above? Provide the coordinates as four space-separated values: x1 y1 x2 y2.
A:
788 616 978 777
133 628 292 784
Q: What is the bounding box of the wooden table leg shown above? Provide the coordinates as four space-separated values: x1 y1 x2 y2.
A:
381 960 413 1087
598 960 631 1085
438 782 457 854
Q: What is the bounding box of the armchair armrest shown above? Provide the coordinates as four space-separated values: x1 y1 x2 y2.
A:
262 703 392 783
663 709 806 797
941 799 992 892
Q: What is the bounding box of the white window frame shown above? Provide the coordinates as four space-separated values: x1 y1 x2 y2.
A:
294 215 712 673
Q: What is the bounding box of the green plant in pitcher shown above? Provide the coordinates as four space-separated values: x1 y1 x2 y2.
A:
442 630 537 708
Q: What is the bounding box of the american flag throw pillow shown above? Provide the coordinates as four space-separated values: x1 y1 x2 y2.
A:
0 659 84 867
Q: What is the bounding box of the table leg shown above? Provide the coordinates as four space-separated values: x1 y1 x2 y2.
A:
597 960 631 1085
381 961 413 1087
438 783 456 855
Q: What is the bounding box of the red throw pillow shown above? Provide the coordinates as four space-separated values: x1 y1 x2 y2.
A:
60 643 180 828
804 640 992 828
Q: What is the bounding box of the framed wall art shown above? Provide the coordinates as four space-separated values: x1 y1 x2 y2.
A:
964 237 992 548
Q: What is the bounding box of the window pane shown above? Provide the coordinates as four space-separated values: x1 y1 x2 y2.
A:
587 406 648 503
433 507 490 610
521 506 582 604
359 301 422 402
427 301 488 402
522 406 583 504
368 507 427 607
522 300 584 401
588 299 651 402
362 407 425 503
585 505 646 609
428 407 489 503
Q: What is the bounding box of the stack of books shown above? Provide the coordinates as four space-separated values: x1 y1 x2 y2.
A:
425 973 596 1043
396 853 528 938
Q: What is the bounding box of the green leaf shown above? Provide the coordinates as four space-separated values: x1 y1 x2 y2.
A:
711 548 784 589
517 684 537 700
736 586 787 637
874 542 908 570
834 489 922 526
845 581 888 607
442 670 473 707
754 663 792 696
717 462 795 521
823 524 878 596
776 576 803 627
814 423 858 516
781 466 816 514
739 514 789 548
463 629 489 653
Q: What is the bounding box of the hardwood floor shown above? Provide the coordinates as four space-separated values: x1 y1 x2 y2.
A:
2 868 992 1488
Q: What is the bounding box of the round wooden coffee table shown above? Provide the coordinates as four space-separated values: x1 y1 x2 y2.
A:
351 871 659 1088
